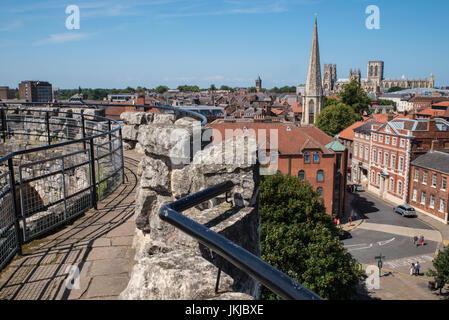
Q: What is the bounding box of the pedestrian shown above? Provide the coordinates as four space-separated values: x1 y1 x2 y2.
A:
410 263 415 276
349 216 353 226
413 236 418 246
420 236 424 246
415 262 420 276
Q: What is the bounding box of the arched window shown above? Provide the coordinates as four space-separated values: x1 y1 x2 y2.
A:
304 152 311 164
375 65 378 77
298 171 305 181
370 65 374 76
317 187 323 198
317 170 324 182
309 100 315 124
313 152 320 163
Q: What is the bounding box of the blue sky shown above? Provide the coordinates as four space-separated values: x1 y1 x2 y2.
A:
0 0 448 89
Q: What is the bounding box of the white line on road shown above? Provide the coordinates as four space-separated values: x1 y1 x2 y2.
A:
357 223 441 242
378 238 395 246
383 255 434 269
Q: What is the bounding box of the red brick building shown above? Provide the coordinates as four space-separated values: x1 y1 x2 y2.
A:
0 86 15 100
368 118 449 206
409 151 449 224
209 120 348 217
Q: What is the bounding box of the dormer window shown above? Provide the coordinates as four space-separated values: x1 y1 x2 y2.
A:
304 152 311 164
313 152 320 163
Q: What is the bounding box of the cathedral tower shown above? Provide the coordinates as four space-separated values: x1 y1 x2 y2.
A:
255 76 262 92
367 61 384 86
302 16 324 125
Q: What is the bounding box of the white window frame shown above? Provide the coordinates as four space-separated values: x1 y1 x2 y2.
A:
432 174 437 188
414 169 419 182
392 137 397 146
397 180 403 196
430 195 435 209
440 199 445 213
442 177 447 191
385 136 390 145
421 191 426 205
423 171 428 185
412 189 417 202
399 156 404 172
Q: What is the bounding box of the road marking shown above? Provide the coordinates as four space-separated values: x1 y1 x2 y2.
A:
378 238 395 246
345 238 396 252
357 223 441 242
383 255 434 269
347 244 374 252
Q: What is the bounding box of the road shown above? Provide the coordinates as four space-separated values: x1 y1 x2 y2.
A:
342 191 439 274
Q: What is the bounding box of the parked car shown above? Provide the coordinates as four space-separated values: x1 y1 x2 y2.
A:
393 204 417 217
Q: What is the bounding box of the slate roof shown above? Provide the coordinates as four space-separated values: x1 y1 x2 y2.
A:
411 151 449 175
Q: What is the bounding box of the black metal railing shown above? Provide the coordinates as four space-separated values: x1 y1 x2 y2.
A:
0 102 205 272
159 181 322 300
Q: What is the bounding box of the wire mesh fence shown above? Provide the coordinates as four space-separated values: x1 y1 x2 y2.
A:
0 106 124 266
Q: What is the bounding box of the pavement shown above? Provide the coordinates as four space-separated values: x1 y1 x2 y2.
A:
343 184 449 300
0 151 141 300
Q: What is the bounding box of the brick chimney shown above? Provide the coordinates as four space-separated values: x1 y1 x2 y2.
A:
431 140 439 152
427 118 437 132
137 94 145 107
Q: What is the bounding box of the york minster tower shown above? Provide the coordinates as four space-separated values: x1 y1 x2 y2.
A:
302 16 324 125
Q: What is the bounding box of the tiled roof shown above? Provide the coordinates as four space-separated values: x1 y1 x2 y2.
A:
336 121 365 141
411 151 449 175
209 122 336 156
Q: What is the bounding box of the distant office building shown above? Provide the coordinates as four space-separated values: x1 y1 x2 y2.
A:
18 81 53 102
0 86 16 100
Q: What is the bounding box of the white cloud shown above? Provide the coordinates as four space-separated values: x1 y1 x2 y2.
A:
34 32 94 46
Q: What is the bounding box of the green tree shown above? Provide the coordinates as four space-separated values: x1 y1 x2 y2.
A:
339 80 371 114
324 97 340 108
155 85 169 94
210 84 217 91
260 174 364 300
388 86 403 93
316 102 360 136
248 87 257 93
427 246 449 294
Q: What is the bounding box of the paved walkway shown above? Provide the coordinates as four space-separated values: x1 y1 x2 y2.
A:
359 270 447 300
0 151 141 300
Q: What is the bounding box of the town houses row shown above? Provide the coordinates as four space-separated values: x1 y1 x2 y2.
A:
339 108 449 225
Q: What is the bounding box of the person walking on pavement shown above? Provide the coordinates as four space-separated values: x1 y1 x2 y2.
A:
410 263 415 276
415 262 421 276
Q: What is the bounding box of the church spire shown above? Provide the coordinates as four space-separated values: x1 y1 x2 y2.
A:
302 16 324 125
305 16 323 97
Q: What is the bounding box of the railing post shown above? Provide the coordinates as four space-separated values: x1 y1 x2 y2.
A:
119 127 125 184
1 108 6 143
89 138 98 210
80 109 86 150
45 111 51 145
108 120 112 162
8 158 23 256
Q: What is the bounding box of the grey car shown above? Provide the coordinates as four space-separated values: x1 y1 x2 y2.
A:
393 204 417 217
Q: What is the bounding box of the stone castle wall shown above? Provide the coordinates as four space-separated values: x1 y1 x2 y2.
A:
119 112 261 300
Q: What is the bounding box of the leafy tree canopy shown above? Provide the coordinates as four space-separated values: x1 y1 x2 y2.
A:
316 102 360 137
339 80 371 114
260 174 364 300
427 245 449 292
387 86 403 93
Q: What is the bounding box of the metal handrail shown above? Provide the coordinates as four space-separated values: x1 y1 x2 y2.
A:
2 101 208 126
159 181 322 300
